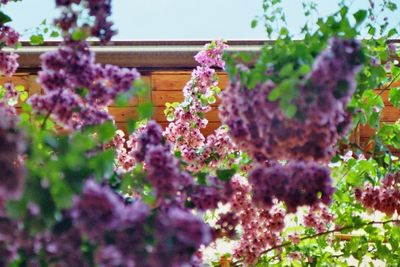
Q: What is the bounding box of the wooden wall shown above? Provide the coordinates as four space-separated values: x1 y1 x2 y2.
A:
2 71 400 143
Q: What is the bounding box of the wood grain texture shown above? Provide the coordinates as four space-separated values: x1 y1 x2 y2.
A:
151 71 229 91
6 71 400 141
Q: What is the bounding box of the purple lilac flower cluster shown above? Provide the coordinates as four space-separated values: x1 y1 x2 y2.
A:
249 161 334 212
0 105 25 202
194 40 228 69
0 24 19 77
144 143 194 199
133 120 195 201
133 120 236 211
0 217 22 266
112 127 145 173
303 203 335 233
190 175 233 210
213 212 239 239
229 177 286 265
0 25 19 47
355 172 400 217
55 0 115 43
38 215 89 267
65 180 211 267
133 120 164 161
114 120 235 212
219 38 363 163
0 52 18 77
0 0 12 5
71 179 124 241
29 40 140 130
152 206 212 266
164 41 243 172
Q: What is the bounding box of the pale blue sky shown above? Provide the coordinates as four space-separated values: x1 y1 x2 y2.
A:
2 0 399 40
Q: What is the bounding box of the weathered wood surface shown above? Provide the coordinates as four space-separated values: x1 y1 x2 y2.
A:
3 71 400 139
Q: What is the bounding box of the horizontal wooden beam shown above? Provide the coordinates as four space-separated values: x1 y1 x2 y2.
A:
5 40 265 71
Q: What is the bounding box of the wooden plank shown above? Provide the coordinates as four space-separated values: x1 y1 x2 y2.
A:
359 124 379 138
105 76 152 107
109 107 137 122
349 124 360 145
390 79 400 88
109 96 139 107
151 71 229 91
136 76 152 104
153 106 220 122
0 74 29 88
151 91 183 105
27 75 42 95
375 89 391 106
381 106 400 122
151 72 191 91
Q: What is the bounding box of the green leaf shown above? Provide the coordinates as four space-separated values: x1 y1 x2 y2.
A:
174 150 182 159
283 103 297 118
89 149 115 180
353 10 367 24
51 180 74 209
96 121 116 142
389 88 400 108
20 113 30 122
14 85 25 92
216 168 236 181
340 6 349 18
251 19 258 28
30 34 44 45
127 119 137 134
368 26 376 36
280 27 289 36
279 63 294 77
298 64 311 75
138 102 154 119
19 91 29 102
75 88 89 98
388 28 398 38
71 29 86 41
0 11 12 24
387 2 397 11
207 95 216 104
50 31 59 38
115 93 131 106
268 87 281 101
197 172 207 185
21 103 32 112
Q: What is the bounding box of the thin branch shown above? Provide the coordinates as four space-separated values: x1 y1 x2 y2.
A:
232 219 400 266
376 71 400 97
40 90 63 130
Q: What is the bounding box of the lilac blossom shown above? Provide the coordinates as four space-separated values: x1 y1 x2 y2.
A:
249 161 334 212
219 38 363 163
30 40 140 130
0 105 25 201
71 179 124 240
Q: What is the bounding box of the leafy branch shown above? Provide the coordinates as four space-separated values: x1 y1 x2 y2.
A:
232 219 400 266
